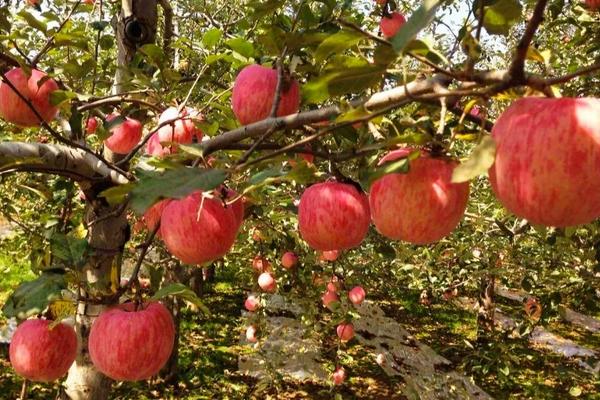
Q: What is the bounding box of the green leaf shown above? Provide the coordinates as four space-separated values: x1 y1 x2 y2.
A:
202 28 223 49
452 136 496 183
390 0 442 53
477 0 523 36
49 90 78 107
17 10 47 33
54 32 89 50
405 38 449 65
249 167 286 185
129 168 227 214
2 273 67 319
225 37 254 58
50 234 89 267
361 152 416 190
140 44 166 66
90 20 109 31
314 29 363 64
151 283 210 315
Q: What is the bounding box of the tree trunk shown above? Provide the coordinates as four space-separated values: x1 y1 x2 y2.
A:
62 1 158 398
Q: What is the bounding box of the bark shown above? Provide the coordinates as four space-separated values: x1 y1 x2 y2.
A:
62 1 158 399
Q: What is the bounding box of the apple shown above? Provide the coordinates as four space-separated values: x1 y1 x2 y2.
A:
104 114 143 154
246 325 258 343
258 272 276 293
326 276 340 293
489 97 600 227
85 117 98 134
369 148 469 244
146 106 202 156
245 294 260 312
88 302 174 381
298 181 370 251
142 199 171 235
336 323 354 342
232 64 300 125
9 319 77 382
251 228 264 242
0 68 59 127
321 290 339 309
320 249 339 262
281 251 298 269
380 12 406 38
160 191 239 264
252 256 271 273
586 0 600 10
332 367 346 385
348 286 366 305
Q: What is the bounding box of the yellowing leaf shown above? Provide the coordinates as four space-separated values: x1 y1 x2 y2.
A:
48 299 76 329
452 136 496 183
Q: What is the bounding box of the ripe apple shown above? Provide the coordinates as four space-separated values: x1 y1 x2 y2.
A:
586 0 600 10
232 64 300 125
348 286 366 305
160 191 239 264
332 367 346 385
252 256 271 273
298 181 370 251
0 67 59 127
245 294 260 311
246 325 258 343
489 97 600 227
336 323 354 342
85 117 98 134
326 276 340 293
146 106 202 156
320 249 339 262
281 251 298 269
380 12 406 38
9 319 77 382
369 148 469 244
104 114 143 154
142 199 171 236
258 272 276 293
88 302 175 381
322 290 339 309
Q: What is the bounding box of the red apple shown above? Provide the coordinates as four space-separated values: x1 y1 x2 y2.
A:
326 276 340 293
246 325 258 343
245 294 260 311
9 319 77 382
85 117 98 134
0 68 59 127
142 199 171 235
251 228 264 242
298 182 370 251
88 302 175 381
104 114 143 154
320 249 340 262
369 148 469 244
281 251 298 269
489 97 600 227
252 256 271 273
322 290 339 309
336 323 354 342
380 12 406 38
232 64 300 125
348 286 366 305
258 272 276 293
332 367 346 385
146 106 202 156
160 191 238 264
586 0 600 10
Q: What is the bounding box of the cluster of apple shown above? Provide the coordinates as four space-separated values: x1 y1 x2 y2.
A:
9 301 175 382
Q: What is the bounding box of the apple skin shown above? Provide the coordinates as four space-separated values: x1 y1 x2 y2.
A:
146 107 202 156
245 294 260 311
320 249 339 262
160 191 239 265
85 117 98 134
369 148 469 244
586 0 600 10
489 97 600 227
336 323 355 342
380 12 406 38
348 286 366 305
232 64 300 125
142 199 172 236
104 114 143 154
9 319 77 382
88 302 175 381
258 272 277 293
281 251 298 269
321 290 339 309
298 182 370 251
332 367 346 385
252 256 271 273
0 68 59 127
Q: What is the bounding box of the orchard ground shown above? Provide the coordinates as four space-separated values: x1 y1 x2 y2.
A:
1 255 598 399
